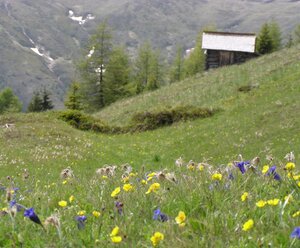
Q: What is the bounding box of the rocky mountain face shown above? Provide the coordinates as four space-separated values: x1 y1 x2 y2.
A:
0 0 299 109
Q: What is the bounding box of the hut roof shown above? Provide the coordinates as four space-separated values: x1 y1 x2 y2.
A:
202 31 256 53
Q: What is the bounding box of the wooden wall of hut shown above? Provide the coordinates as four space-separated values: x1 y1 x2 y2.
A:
205 50 257 70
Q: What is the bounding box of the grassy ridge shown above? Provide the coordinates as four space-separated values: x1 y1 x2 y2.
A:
0 45 300 246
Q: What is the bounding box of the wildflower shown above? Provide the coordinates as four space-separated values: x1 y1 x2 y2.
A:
292 211 300 218
110 226 122 243
111 187 121 198
262 165 269 174
266 166 281 181
115 201 124 215
211 173 222 181
150 232 164 247
285 162 296 171
102 175 108 179
77 210 86 216
44 214 60 228
241 192 249 202
175 211 186 227
62 180 68 185
141 179 147 185
76 215 87 230
92 211 101 218
242 219 254 231
198 164 205 171
293 175 300 180
267 199 280 206
153 208 168 222
236 161 249 174
58 200 67 207
298 182 300 187
146 183 160 194
122 176 129 183
69 195 75 203
290 227 300 239
123 183 134 192
24 208 43 226
129 172 138 177
256 200 267 208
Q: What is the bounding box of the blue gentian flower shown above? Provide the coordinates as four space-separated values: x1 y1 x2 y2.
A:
291 227 300 239
9 200 24 212
24 208 42 225
76 215 87 230
153 208 168 222
267 165 281 181
236 161 250 174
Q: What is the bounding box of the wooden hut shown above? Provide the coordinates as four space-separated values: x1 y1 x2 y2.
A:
202 31 257 70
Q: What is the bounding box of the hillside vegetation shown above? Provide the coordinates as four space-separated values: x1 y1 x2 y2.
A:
1 0 300 107
0 45 299 247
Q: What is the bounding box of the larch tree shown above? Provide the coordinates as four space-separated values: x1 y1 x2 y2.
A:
78 22 113 111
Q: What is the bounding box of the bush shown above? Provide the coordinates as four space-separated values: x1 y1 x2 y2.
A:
130 105 217 132
58 110 110 133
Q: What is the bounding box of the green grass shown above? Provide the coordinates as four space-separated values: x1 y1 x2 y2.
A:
0 45 300 247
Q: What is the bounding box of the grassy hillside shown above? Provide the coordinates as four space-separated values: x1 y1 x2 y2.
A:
0 45 299 247
1 0 300 108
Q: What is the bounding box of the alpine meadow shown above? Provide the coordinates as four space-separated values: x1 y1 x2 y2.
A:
1 0 300 247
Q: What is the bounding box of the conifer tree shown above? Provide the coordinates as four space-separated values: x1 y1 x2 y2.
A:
256 23 273 54
104 46 131 104
269 21 282 52
134 42 153 94
27 91 43 112
169 46 184 83
64 82 82 110
183 32 205 77
78 22 113 110
0 87 22 114
41 88 54 111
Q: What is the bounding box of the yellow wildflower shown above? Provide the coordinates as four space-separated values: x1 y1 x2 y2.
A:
262 165 269 174
77 210 86 216
242 219 254 231
198 164 205 171
175 211 186 227
69 195 75 203
141 179 147 185
148 172 157 178
267 199 280 206
285 162 296 171
187 164 195 171
298 181 300 187
58 200 67 208
293 175 300 180
123 183 134 192
62 180 68 185
92 211 101 218
110 226 122 243
111 187 121 198
256 200 267 208
150 232 164 247
2 207 8 212
292 211 300 218
211 173 222 181
122 176 129 183
129 172 138 177
241 192 249 202
146 183 160 194
102 175 108 179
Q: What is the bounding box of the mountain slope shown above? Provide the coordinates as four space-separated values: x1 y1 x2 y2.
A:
0 0 299 108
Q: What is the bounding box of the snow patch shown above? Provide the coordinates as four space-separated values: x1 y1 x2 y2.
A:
68 10 95 25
